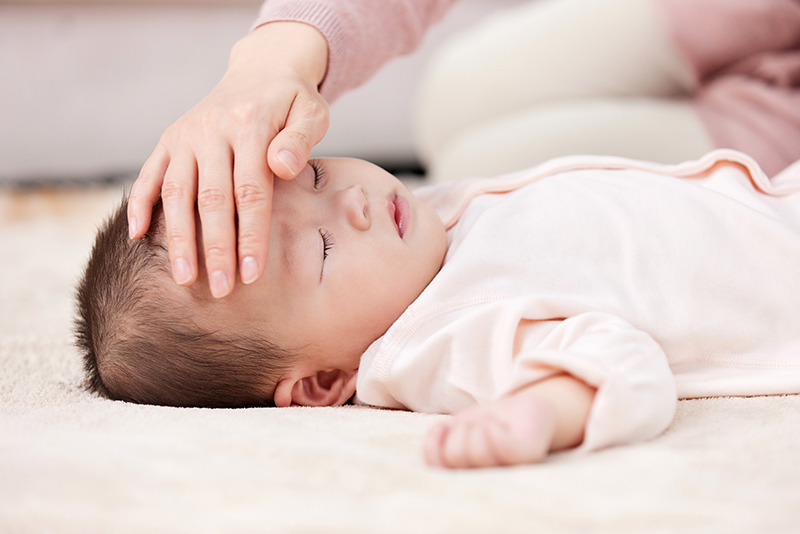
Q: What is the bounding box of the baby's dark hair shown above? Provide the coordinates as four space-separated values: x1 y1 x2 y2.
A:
75 198 293 408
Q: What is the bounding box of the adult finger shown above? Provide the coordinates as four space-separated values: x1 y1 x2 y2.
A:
128 144 169 239
267 92 330 180
196 143 237 298
232 135 274 285
160 152 199 286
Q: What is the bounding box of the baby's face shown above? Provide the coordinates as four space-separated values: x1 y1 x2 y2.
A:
228 158 447 372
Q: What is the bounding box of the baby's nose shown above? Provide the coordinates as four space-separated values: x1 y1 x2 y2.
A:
339 185 370 231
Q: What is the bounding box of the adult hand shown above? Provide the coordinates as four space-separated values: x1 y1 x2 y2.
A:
127 22 329 298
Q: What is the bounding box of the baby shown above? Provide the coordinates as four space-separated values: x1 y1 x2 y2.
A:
76 151 800 468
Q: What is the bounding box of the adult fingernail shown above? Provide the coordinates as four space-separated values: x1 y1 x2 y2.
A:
174 258 192 285
128 217 138 239
278 150 299 175
241 256 258 284
210 270 229 298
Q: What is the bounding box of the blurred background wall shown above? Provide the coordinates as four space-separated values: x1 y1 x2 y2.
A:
0 0 523 183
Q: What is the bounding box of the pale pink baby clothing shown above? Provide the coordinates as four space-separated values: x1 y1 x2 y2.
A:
355 150 800 452
253 0 800 177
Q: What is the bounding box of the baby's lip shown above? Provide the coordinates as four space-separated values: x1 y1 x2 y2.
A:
388 194 409 238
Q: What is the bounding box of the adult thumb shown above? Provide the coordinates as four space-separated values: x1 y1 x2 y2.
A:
268 95 330 180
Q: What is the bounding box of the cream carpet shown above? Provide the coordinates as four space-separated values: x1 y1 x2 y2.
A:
1 184 799 533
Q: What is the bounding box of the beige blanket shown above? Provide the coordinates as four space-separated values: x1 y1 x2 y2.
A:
1 185 799 533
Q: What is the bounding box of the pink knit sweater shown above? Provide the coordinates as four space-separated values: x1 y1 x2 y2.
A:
254 0 800 176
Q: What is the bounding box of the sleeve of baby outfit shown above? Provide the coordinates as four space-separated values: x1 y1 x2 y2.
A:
252 0 459 102
511 312 678 453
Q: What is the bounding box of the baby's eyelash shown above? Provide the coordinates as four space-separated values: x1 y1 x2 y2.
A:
320 229 334 261
310 160 326 189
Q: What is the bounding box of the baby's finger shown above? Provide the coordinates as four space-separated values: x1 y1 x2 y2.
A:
128 144 169 239
465 418 499 468
160 152 199 286
442 419 473 469
424 421 450 467
267 92 329 180
232 136 274 285
196 145 236 298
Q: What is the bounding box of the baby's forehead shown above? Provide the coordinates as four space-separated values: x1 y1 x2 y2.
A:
278 219 304 277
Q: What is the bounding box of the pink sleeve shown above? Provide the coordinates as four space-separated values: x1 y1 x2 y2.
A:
655 0 800 177
252 0 459 102
654 0 800 81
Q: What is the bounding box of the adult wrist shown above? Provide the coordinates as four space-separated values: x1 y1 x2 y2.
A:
230 21 329 88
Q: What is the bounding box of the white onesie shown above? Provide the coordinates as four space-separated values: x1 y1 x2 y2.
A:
356 150 800 452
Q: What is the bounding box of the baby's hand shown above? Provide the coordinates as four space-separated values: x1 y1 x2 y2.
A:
424 375 595 468
424 392 556 468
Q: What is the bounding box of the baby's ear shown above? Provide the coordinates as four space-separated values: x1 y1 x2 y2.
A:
275 368 357 407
